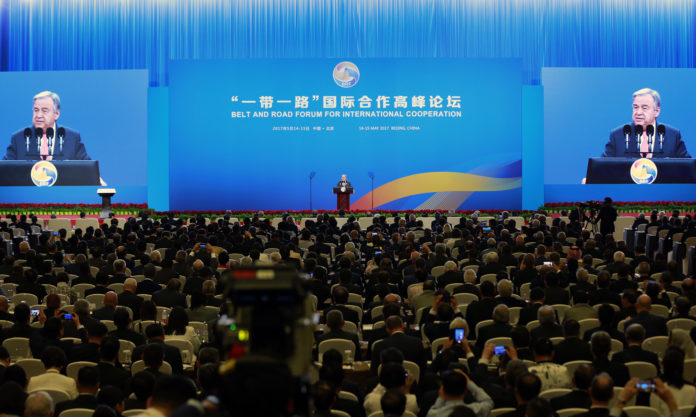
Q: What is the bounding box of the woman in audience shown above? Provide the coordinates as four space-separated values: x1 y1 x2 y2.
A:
164 306 201 353
650 346 696 416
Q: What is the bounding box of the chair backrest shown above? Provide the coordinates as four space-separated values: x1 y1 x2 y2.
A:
550 337 565 345
474 319 494 339
509 307 522 325
431 266 445 278
520 283 531 300
130 360 172 375
165 339 195 364
341 320 358 335
453 293 478 305
2 337 31 361
107 283 125 294
551 304 571 322
121 410 146 417
331 410 351 417
480 274 497 285
488 409 516 417
430 337 449 359
343 304 363 323
336 390 358 402
650 304 669 318
683 358 696 384
71 284 94 298
622 406 662 417
667 318 696 333
101 320 117 332
85 293 105 309
526 320 540 332
578 318 600 338
539 388 572 401
486 337 513 348
563 360 592 379
0 320 14 329
12 293 39 306
317 339 355 363
66 361 98 380
37 389 71 408
556 409 589 417
625 361 658 379
57 408 95 417
641 336 669 358
118 339 136 364
16 358 46 379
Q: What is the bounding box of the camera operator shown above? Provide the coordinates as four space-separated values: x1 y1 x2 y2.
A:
598 197 618 237
568 203 589 236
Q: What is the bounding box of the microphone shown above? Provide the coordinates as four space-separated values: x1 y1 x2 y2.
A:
657 124 665 151
34 128 43 155
623 124 631 151
309 171 316 179
24 128 32 152
635 124 644 153
368 171 375 179
46 127 55 148
646 125 654 150
57 127 65 152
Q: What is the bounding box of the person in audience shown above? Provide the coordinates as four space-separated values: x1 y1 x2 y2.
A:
554 319 593 364
24 391 54 417
526 338 571 391
613 289 638 328
109 307 146 346
648 346 696 415
496 279 525 308
370 315 425 375
543 273 569 305
380 388 406 417
530 305 563 342
131 323 184 374
425 368 494 417
668 328 696 359
316 310 361 361
671 296 696 321
124 371 155 410
325 286 360 326
584 304 625 344
550 364 595 410
118 278 144 320
136 375 197 417
625 294 668 338
86 271 111 296
0 381 27 416
27 346 78 399
93 291 118 321
499 372 542 417
411 279 436 315
311 379 336 417
70 321 107 363
611 324 660 369
425 302 457 343
164 306 201 353
565 291 599 322
572 373 620 417
466 281 500 332
17 269 47 303
437 261 464 289
54 366 100 415
97 336 130 393
590 331 630 387
452 269 479 296
363 362 418 415
2 303 37 342
476 304 512 350
589 271 621 306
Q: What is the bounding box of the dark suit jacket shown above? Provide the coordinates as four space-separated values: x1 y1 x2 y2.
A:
603 123 690 158
137 279 163 295
436 271 464 288
554 337 593 364
370 332 425 375
96 361 130 393
550 390 591 411
118 291 144 320
3 125 90 160
545 285 570 305
54 394 98 416
324 305 360 326
590 289 621 306
151 288 187 308
592 358 630 387
69 342 100 363
625 311 668 338
131 340 183 374
466 298 500 332
530 323 564 342
476 322 512 350
316 329 361 361
518 303 543 326
92 305 116 321
611 345 660 370
109 328 146 347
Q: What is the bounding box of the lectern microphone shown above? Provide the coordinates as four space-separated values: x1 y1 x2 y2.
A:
646 124 654 148
24 128 32 152
34 128 44 154
635 124 644 152
657 124 665 151
623 124 631 151
57 127 65 151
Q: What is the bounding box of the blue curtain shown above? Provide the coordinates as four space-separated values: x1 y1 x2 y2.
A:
2 0 694 86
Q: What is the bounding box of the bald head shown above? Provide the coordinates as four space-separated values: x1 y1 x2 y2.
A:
0 296 8 312
103 291 118 307
192 259 204 270
385 315 405 334
636 294 652 312
383 294 399 305
589 373 614 405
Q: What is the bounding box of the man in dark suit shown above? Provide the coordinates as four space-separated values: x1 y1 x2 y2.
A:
602 88 689 158
590 272 621 307
496 279 526 308
465 281 500 333
611 324 660 370
436 261 464 289
324 286 360 326
550 364 594 411
554 319 593 365
2 303 37 341
70 321 108 363
152 278 187 309
476 304 513 350
370 315 424 375
572 373 624 417
131 323 183 374
315 310 361 361
118 278 143 320
109 307 145 346
530 305 564 342
624 294 668 338
137 264 163 295
92 291 117 321
96 336 130 394
3 91 91 161
590 331 629 387
85 271 111 297
518 288 545 327
543 273 569 305
53 366 100 416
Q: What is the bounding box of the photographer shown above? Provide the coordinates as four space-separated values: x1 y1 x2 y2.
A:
598 197 619 237
568 203 589 236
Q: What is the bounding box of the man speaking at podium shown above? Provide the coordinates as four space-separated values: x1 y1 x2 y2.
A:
3 91 91 161
601 88 690 159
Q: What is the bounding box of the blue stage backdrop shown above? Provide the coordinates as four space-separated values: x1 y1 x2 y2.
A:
543 67 696 203
169 59 522 211
0 70 148 204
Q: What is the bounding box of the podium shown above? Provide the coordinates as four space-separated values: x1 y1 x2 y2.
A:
333 186 353 211
586 158 696 184
0 160 100 186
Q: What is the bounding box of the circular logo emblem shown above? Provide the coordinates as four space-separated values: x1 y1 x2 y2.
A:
333 61 360 88
630 158 658 184
31 160 58 187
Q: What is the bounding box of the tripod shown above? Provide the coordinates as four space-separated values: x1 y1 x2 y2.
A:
584 213 599 236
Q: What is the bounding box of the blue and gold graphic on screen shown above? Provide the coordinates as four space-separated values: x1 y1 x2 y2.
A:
31 161 58 187
333 62 360 88
169 58 523 210
630 158 658 184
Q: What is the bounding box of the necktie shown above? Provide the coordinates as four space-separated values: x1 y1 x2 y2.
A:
640 133 652 158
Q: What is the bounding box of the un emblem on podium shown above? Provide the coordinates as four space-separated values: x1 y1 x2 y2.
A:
31 160 58 187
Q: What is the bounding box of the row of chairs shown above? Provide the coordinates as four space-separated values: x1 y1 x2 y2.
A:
489 406 693 417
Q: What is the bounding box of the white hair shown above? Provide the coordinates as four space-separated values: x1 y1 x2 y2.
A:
33 91 61 112
633 88 661 109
